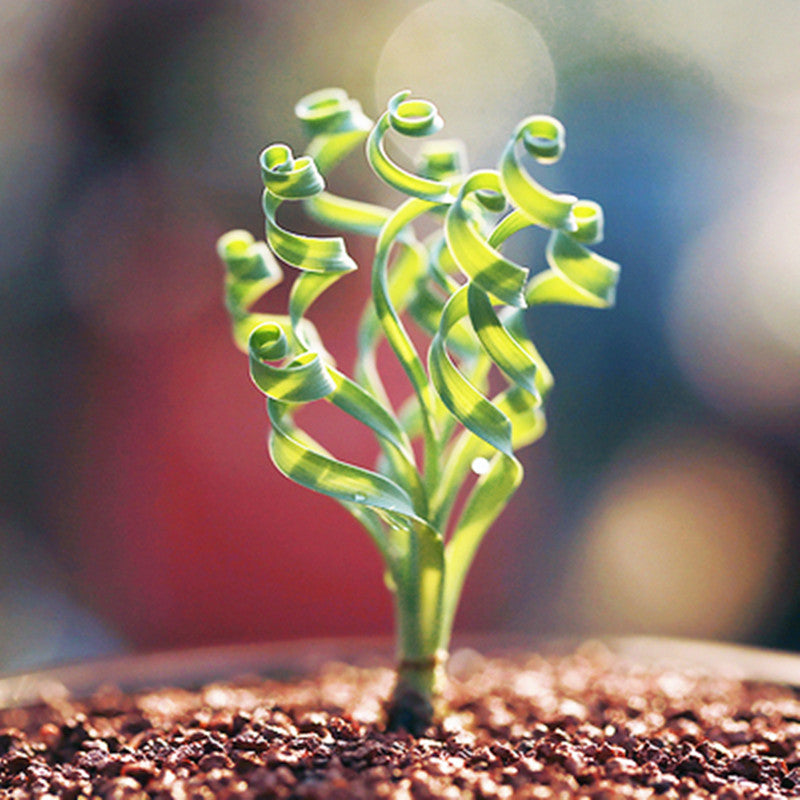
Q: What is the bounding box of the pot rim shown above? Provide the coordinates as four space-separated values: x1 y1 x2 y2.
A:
1 634 799 711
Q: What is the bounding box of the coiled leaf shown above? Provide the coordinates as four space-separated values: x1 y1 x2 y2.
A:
218 89 620 672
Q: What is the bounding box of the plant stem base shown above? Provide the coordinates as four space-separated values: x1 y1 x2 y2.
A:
385 650 448 734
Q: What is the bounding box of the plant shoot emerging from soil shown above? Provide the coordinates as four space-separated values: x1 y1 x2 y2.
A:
218 88 619 733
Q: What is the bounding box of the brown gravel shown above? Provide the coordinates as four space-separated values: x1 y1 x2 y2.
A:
3 643 800 798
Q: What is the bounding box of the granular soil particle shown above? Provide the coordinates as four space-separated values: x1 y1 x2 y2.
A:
3 644 800 798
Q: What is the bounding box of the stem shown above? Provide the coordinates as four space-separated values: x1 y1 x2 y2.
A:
420 386 442 499
385 517 447 733
385 649 448 734
386 582 448 733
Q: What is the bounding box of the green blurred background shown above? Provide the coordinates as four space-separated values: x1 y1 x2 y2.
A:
1 0 799 672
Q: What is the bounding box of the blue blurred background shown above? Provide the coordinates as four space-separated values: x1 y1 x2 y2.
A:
1 0 799 672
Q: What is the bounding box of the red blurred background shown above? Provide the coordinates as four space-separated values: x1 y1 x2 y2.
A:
1 1 799 670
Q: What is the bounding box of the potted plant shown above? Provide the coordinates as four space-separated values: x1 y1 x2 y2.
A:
3 89 800 799
216 86 619 734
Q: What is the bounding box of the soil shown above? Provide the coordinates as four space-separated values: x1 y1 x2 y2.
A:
2 643 800 798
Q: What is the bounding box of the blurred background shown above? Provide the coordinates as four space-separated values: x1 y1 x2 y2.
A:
1 0 799 672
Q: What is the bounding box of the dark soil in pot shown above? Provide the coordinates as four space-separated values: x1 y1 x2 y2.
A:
2 640 800 798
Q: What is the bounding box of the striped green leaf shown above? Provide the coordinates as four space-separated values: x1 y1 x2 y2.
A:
218 89 620 696
366 91 452 202
499 115 577 230
267 398 417 517
249 324 335 402
445 171 529 308
526 227 620 308
466 282 540 398
429 285 513 456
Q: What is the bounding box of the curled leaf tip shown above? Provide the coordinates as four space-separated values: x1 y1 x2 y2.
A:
217 229 284 337
569 199 604 245
387 90 444 138
500 115 577 231
294 87 372 138
366 92 452 201
216 228 254 260
260 144 325 199
248 322 335 403
519 115 566 164
249 321 289 362
445 170 528 308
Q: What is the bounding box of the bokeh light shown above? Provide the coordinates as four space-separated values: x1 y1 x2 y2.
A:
375 0 555 166
669 153 800 436
562 429 792 640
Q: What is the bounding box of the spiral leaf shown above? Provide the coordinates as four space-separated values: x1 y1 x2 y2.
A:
365 91 452 202
445 171 528 308
247 324 333 403
295 87 372 145
267 398 414 515
429 285 513 456
218 90 620 721
295 88 390 237
466 282 540 399
218 228 331 365
500 115 577 230
526 203 620 308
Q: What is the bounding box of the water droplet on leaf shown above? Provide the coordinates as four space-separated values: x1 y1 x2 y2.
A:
471 456 491 475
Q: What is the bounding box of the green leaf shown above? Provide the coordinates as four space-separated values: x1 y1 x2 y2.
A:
499 115 577 230
445 171 528 308
260 144 325 199
262 189 357 275
467 282 540 398
295 87 392 238
365 91 452 202
526 228 620 308
267 398 417 516
441 451 523 642
294 88 373 151
429 286 513 456
371 197 446 476
327 368 427 516
249 324 335 403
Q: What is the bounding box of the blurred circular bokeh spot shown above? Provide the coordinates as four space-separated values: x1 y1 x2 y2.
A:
374 0 556 167
668 155 800 439
562 428 792 640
